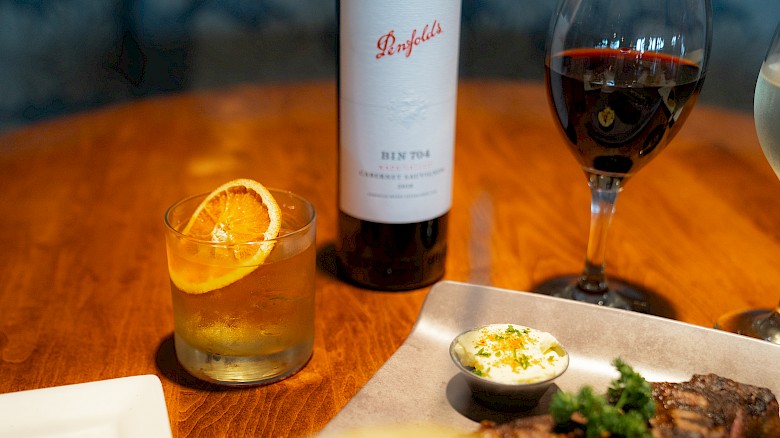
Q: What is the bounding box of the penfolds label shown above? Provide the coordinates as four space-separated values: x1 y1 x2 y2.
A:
376 19 443 59
339 0 461 224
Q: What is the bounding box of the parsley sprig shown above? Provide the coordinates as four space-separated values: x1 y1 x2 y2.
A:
550 358 655 438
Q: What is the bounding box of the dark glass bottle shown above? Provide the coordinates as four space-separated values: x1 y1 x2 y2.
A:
336 0 461 290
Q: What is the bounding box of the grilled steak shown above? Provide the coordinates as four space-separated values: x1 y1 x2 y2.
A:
651 373 780 437
476 374 780 437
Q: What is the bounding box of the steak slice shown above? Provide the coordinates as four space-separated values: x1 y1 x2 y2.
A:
476 374 780 437
651 373 780 437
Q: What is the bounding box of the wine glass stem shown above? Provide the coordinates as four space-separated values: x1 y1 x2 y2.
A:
578 173 623 295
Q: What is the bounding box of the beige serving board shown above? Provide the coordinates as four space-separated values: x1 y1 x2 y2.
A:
320 280 780 435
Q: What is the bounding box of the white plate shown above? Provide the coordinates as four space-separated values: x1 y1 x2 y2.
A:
320 280 780 435
0 375 172 438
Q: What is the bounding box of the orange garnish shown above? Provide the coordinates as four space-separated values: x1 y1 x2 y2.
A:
168 179 281 294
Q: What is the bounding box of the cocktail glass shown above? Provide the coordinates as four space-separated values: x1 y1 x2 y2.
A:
164 189 316 385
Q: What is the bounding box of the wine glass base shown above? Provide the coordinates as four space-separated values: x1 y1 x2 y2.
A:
534 275 650 313
715 309 780 344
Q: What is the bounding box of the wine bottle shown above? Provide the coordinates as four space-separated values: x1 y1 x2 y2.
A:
337 0 461 290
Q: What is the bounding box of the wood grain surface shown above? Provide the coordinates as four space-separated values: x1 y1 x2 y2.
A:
0 81 776 437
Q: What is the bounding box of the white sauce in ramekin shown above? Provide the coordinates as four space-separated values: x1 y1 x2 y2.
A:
452 324 567 384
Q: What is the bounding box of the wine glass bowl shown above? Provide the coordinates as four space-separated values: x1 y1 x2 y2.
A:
715 21 780 343
537 0 712 311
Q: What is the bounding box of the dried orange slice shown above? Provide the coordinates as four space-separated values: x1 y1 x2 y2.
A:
169 179 282 294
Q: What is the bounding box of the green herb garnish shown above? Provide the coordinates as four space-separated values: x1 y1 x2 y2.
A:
550 358 655 438
512 349 531 369
472 367 490 377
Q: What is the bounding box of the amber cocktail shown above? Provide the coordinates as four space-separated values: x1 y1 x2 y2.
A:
164 180 316 385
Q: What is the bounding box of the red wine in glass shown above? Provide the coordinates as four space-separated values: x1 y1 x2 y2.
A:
537 0 711 311
547 49 704 177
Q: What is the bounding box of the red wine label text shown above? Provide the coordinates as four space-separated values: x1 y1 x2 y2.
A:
376 20 443 59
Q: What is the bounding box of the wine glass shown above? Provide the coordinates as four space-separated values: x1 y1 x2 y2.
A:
715 21 780 343
536 0 712 311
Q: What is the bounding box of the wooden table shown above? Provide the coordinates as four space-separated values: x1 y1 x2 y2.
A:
0 81 776 437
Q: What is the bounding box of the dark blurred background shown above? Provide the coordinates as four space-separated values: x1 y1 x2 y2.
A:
0 0 777 133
